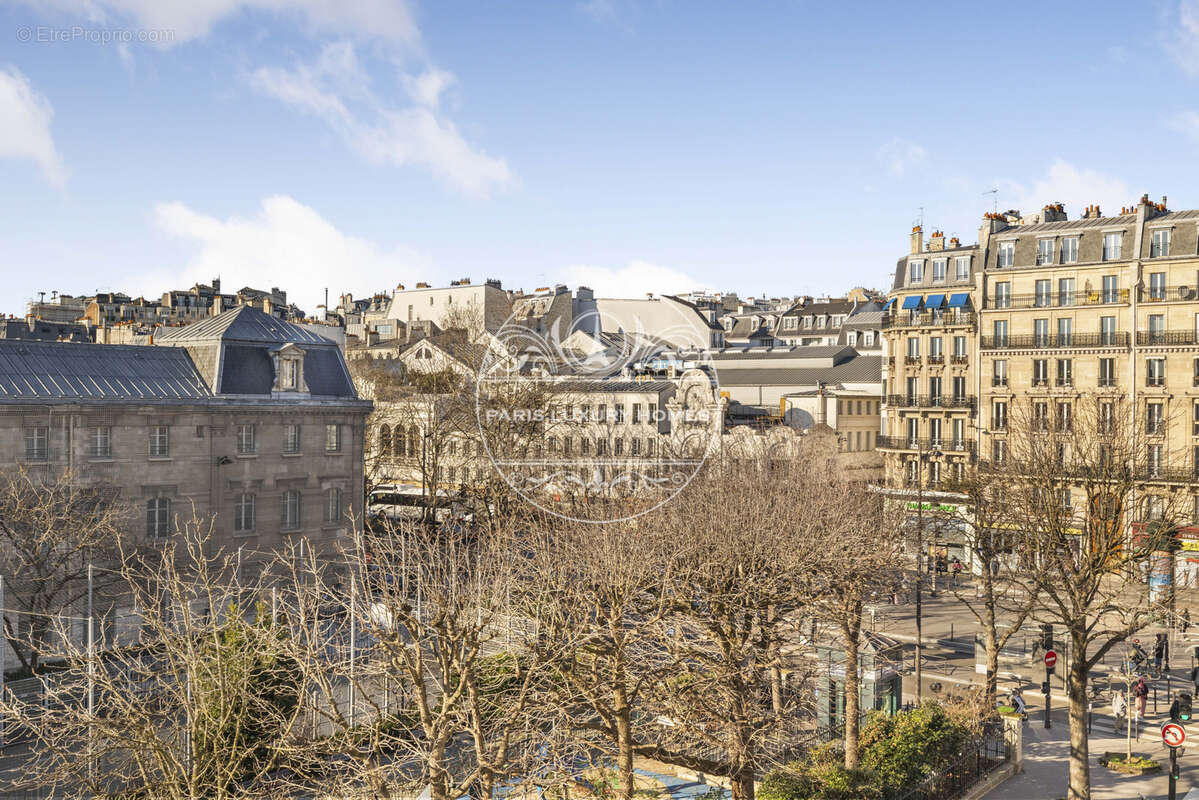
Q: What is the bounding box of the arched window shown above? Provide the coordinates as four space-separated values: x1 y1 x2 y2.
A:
380 424 391 455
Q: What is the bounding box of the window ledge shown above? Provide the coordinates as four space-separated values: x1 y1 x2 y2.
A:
282 452 304 458
232 529 257 538
88 457 115 463
324 451 344 456
148 456 172 462
236 453 258 459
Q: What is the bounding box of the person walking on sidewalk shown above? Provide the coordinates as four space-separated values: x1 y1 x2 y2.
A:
1112 691 1127 733
1133 676 1149 724
1154 634 1166 678
950 557 963 586
1184 608 1191 634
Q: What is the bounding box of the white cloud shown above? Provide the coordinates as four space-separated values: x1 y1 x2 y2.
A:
23 0 420 46
876 138 927 178
402 68 454 109
1170 0 1199 77
556 260 704 299
145 195 434 314
250 42 512 195
0 66 66 187
997 159 1133 218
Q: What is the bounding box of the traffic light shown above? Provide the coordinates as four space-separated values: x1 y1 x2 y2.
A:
1180 692 1193 723
1040 623 1054 652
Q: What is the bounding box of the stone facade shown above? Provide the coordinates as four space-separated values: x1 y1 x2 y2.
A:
0 306 370 555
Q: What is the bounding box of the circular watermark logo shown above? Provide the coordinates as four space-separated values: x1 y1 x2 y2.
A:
475 299 723 523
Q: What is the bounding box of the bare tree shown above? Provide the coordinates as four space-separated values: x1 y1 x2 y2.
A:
0 514 305 800
284 517 554 800
0 465 132 674
517 518 674 800
809 449 904 770
987 396 1182 800
940 468 1038 705
638 457 823 800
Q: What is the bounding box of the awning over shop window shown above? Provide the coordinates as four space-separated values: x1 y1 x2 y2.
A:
901 295 922 310
925 294 946 308
948 293 970 308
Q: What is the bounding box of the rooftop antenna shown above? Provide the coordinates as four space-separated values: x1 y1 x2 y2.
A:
914 207 924 229
983 188 998 213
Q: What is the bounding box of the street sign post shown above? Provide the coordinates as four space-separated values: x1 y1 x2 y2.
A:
1163 722 1186 800
1043 650 1057 729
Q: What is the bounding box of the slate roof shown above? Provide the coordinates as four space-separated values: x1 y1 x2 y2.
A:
711 345 854 361
713 355 882 387
551 380 676 393
155 305 335 346
0 340 211 401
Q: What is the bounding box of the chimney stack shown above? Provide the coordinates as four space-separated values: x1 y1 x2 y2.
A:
910 225 924 254
928 230 945 252
948 237 960 249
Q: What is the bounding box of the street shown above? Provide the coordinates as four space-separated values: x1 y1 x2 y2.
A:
863 576 1199 799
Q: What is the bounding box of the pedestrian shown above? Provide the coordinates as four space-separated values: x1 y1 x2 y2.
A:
1133 676 1149 722
1112 691 1126 733
951 557 963 586
1184 608 1191 634
1154 634 1166 677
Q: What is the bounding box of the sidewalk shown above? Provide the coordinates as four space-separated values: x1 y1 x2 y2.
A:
986 705 1198 800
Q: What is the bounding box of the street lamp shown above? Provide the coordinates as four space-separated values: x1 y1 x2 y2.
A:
914 441 942 702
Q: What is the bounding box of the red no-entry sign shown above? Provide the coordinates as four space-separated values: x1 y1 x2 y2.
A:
1044 650 1057 669
1163 722 1186 748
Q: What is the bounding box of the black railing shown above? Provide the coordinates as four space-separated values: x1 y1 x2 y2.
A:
1138 466 1199 483
1139 285 1199 303
982 290 1129 310
1137 330 1199 346
886 394 976 410
950 354 969 365
883 311 976 329
876 436 977 456
981 332 1129 349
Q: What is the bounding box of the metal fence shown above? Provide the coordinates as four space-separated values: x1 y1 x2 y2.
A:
892 723 1007 800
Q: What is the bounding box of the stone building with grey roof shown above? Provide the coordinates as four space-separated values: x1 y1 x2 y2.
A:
0 305 370 559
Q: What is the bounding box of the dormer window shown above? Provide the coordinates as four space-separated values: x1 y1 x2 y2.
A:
271 343 306 393
281 358 299 389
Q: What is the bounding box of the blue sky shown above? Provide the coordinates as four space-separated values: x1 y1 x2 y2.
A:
2 0 1199 315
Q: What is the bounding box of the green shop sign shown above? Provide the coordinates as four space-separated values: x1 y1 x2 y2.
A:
906 501 958 513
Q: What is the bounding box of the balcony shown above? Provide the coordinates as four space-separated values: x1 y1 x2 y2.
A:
927 355 945 365
950 354 969 365
904 355 922 366
882 310 976 330
1138 466 1199 483
992 377 1009 387
1139 286 1198 303
876 436 977 456
885 394 976 410
980 332 1129 350
981 290 1129 310
1137 330 1199 346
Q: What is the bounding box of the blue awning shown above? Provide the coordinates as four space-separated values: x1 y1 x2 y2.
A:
883 298 896 311
925 294 946 308
901 296 922 310
948 293 970 308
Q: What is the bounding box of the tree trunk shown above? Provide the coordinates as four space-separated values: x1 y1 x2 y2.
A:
1066 630 1090 800
842 609 863 770
983 615 999 706
614 700 635 800
730 764 755 800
